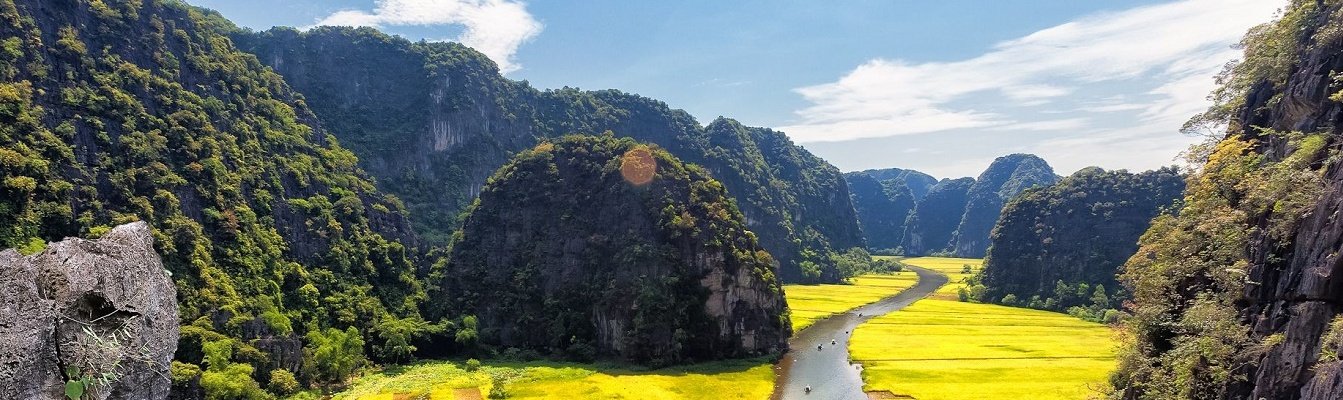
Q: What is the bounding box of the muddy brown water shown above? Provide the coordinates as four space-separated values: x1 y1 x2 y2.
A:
770 266 948 400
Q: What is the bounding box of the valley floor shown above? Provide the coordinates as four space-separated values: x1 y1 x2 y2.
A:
780 271 919 331
335 357 775 399
332 257 1115 400
852 257 1118 399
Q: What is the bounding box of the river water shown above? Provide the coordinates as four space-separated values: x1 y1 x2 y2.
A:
770 267 949 400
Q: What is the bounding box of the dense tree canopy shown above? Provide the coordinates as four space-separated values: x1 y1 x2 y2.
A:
430 135 790 366
974 167 1185 320
0 0 436 396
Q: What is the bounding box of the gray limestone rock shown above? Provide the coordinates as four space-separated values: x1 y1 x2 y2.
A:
0 222 178 400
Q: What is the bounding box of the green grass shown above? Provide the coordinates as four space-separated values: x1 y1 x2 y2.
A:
781 271 919 331
332 358 775 400
851 257 1117 399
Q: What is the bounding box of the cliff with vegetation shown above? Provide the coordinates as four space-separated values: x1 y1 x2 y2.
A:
900 178 975 255
975 167 1184 320
0 0 436 397
233 27 864 283
845 172 917 251
431 135 790 366
852 167 938 199
1114 1 1343 398
950 154 1059 258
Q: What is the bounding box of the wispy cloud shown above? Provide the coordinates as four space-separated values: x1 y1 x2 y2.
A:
315 0 542 74
780 0 1283 144
992 118 1089 132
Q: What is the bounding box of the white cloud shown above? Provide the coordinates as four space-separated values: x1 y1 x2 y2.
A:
315 0 542 74
780 0 1284 144
992 118 1089 132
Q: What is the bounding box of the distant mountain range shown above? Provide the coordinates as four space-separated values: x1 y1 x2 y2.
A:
845 154 1059 257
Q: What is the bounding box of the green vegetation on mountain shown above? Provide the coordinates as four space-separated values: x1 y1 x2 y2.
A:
855 167 938 200
974 167 1184 322
901 178 975 255
430 135 790 366
1113 1 1343 398
233 27 865 283
845 172 917 251
0 0 446 397
950 154 1059 258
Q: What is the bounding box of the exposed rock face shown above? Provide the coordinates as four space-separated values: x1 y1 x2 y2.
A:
433 136 790 365
845 172 917 251
950 154 1059 258
1235 4 1343 397
1115 2 1343 399
900 178 974 255
0 222 177 400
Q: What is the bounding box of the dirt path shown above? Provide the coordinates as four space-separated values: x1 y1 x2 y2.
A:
771 267 949 400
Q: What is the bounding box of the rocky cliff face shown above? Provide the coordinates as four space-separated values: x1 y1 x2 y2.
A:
433 136 790 365
1114 2 1343 398
845 172 917 251
0 222 177 400
900 178 974 255
1235 3 1343 397
233 27 864 283
950 154 1059 258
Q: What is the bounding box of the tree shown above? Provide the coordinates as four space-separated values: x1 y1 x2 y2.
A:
304 327 366 385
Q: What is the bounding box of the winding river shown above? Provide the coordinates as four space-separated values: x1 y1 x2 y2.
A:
770 266 949 400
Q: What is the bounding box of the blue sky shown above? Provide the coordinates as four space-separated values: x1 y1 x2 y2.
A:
193 0 1284 178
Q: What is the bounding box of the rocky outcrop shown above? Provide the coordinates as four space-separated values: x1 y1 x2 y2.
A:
433 136 790 365
1114 2 1343 398
950 154 1059 258
0 222 177 400
900 178 974 255
845 172 917 251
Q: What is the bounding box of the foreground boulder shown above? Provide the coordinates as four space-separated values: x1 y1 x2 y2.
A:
432 135 791 365
0 222 177 399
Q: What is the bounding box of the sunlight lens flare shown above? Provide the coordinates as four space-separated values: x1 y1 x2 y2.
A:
620 147 657 186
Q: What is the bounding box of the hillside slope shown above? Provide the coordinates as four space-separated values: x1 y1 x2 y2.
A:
0 0 430 395
1114 1 1343 398
950 154 1059 258
234 27 864 283
845 172 917 251
900 178 975 255
978 167 1184 313
432 135 790 365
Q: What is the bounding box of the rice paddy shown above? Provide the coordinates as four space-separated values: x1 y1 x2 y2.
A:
334 257 1115 400
334 357 775 400
781 271 919 331
851 257 1118 400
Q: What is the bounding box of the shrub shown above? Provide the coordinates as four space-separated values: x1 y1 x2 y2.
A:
303 327 366 385
267 369 299 396
464 359 482 372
